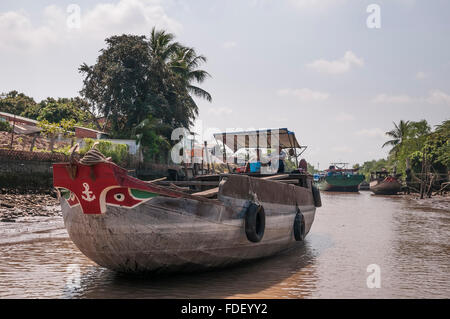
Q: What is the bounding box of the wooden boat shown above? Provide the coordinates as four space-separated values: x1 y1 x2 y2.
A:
316 163 365 192
53 129 321 273
359 181 370 191
369 171 402 195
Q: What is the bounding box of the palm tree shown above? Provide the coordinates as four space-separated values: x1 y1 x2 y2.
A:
382 120 410 155
148 28 212 102
169 47 212 102
148 27 180 64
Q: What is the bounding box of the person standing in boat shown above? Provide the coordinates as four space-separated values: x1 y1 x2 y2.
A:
278 146 287 173
267 146 286 173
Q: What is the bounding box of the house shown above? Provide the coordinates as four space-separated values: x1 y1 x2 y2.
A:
0 111 42 135
74 126 109 139
1 111 140 156
0 111 38 126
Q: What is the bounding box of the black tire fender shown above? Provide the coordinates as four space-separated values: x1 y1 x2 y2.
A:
312 184 322 207
293 209 306 241
244 202 265 243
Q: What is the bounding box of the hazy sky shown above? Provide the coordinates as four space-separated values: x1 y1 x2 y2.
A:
1 0 449 168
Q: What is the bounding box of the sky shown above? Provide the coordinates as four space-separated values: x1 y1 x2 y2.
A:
0 0 449 168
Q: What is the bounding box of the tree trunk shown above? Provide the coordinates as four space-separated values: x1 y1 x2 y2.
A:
420 152 426 199
29 134 38 152
49 135 55 152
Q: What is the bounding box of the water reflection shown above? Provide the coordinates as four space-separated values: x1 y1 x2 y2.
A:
65 238 326 299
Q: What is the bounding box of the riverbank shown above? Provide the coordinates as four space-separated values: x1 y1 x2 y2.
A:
0 191 61 222
401 193 450 212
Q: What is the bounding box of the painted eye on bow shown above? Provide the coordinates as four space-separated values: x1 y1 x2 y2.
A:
114 193 125 202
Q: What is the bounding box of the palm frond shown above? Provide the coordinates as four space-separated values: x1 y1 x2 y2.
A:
382 139 398 148
187 70 211 83
188 85 212 102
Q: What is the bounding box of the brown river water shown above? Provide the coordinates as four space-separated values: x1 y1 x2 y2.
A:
0 191 449 299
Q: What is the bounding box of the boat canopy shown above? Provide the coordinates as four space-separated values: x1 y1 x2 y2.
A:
213 128 302 151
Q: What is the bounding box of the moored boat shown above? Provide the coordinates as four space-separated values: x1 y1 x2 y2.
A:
317 163 365 192
53 129 321 273
369 171 402 195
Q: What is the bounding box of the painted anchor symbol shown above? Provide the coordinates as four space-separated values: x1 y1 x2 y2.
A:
81 182 96 202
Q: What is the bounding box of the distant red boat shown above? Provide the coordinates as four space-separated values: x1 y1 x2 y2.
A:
369 171 402 195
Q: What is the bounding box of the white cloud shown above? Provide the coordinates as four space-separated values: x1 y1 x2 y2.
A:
81 0 181 36
277 88 329 101
222 41 237 49
425 89 450 105
306 51 364 74
336 112 355 122
0 10 60 50
371 93 415 104
0 0 182 52
372 90 450 105
356 128 386 138
208 107 233 116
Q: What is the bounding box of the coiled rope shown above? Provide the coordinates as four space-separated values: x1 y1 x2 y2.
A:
69 142 112 166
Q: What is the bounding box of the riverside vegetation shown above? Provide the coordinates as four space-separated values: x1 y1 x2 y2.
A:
355 119 449 196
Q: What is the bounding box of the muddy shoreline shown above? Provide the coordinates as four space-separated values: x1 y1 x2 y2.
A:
0 190 61 222
401 193 450 211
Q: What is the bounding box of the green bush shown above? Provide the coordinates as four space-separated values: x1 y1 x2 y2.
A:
54 144 72 155
80 138 129 164
0 120 11 132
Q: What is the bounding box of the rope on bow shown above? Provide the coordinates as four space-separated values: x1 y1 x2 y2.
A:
65 142 112 180
79 143 112 166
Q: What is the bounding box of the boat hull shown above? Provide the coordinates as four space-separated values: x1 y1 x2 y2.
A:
317 175 364 192
370 180 402 195
60 174 316 273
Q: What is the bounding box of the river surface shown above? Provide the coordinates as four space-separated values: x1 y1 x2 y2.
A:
0 192 449 299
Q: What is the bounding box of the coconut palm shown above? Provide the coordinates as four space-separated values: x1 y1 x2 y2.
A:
169 47 212 102
148 27 180 64
382 120 410 155
148 28 212 102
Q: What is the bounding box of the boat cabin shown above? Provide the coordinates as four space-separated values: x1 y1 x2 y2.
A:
325 163 359 177
156 128 313 197
370 170 390 181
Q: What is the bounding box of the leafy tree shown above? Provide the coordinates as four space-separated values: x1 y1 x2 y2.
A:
431 120 450 169
26 97 94 124
0 120 11 132
382 120 431 173
38 119 76 151
80 34 152 136
0 91 37 116
79 28 211 142
358 158 393 180
410 119 450 174
132 114 170 161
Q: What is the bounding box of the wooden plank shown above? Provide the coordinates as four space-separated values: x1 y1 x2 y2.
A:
158 180 220 186
261 174 289 180
274 179 300 184
192 187 219 198
144 177 167 183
